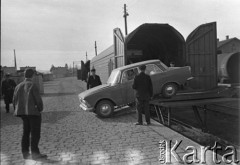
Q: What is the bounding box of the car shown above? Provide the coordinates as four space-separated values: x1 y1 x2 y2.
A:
79 60 192 118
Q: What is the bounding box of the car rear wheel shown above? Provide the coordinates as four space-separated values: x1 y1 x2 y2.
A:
96 100 114 118
162 83 177 98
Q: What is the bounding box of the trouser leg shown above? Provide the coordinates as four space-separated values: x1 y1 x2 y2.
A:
29 115 42 155
4 98 10 112
144 100 150 123
21 116 31 155
136 99 143 124
5 102 9 112
6 104 9 112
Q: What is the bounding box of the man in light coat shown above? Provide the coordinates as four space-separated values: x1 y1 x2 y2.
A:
13 69 47 160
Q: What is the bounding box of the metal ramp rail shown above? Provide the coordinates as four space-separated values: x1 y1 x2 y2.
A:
149 87 239 132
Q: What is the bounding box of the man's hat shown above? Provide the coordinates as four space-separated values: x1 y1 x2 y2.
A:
5 73 10 77
91 68 96 72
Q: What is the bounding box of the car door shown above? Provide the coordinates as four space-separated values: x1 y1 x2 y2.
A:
145 64 164 95
121 67 139 104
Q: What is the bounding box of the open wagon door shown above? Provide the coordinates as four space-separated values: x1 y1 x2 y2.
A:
113 28 125 69
186 22 217 90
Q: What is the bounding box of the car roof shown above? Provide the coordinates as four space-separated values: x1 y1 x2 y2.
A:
113 60 160 71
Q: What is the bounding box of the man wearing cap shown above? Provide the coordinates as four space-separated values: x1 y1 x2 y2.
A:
87 68 102 89
132 65 153 125
13 69 47 160
1 73 16 113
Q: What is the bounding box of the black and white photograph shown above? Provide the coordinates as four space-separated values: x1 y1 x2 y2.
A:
1 0 240 164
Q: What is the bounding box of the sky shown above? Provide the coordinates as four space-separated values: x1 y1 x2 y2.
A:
1 0 240 71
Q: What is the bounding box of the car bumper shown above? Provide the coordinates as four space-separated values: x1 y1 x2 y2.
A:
79 103 94 112
187 77 194 81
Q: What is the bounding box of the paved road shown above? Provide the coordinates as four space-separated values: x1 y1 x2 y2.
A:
0 77 232 165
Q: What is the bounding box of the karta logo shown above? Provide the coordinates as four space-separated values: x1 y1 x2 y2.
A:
159 140 239 164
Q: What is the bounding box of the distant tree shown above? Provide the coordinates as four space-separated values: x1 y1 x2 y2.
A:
50 65 55 72
65 63 68 69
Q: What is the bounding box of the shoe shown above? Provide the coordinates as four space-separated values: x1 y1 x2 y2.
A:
23 153 31 159
146 122 151 125
135 122 143 125
32 154 47 160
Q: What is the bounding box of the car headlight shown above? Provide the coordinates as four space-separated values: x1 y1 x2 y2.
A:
80 98 91 108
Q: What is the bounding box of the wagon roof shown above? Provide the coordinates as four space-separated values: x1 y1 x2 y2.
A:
91 45 114 63
125 23 185 44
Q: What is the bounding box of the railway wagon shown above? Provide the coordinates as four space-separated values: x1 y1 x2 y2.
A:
90 45 115 84
91 22 218 90
218 52 240 83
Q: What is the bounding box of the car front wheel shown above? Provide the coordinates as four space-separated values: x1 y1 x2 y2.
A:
96 100 114 118
162 83 177 98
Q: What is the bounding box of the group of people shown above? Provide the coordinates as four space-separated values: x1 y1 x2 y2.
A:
87 65 153 125
1 69 47 160
1 65 152 160
0 68 103 161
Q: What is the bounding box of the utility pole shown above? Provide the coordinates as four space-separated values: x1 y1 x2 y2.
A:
73 61 74 76
86 52 88 62
95 41 97 56
123 4 129 36
14 49 17 70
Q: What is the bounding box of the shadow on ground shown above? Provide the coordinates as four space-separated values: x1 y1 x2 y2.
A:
96 107 136 123
0 154 61 165
42 111 72 123
42 92 76 97
0 111 22 128
0 110 72 128
26 158 61 164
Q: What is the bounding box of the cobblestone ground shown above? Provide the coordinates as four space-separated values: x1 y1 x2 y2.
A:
0 77 232 165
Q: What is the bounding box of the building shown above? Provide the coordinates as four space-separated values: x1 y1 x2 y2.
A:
39 71 54 81
50 66 68 78
20 66 36 71
217 36 240 54
2 66 17 75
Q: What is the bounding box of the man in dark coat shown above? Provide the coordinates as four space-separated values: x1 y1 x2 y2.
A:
13 69 47 160
1 73 16 113
87 68 102 89
132 65 153 125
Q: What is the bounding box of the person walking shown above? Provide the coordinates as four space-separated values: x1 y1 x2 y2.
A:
1 73 16 113
13 69 47 160
87 68 102 89
132 65 153 125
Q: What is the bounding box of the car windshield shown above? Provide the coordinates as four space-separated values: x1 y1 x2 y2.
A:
157 61 168 71
107 70 121 85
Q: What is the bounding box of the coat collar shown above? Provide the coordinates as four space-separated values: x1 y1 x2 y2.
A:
139 71 145 75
